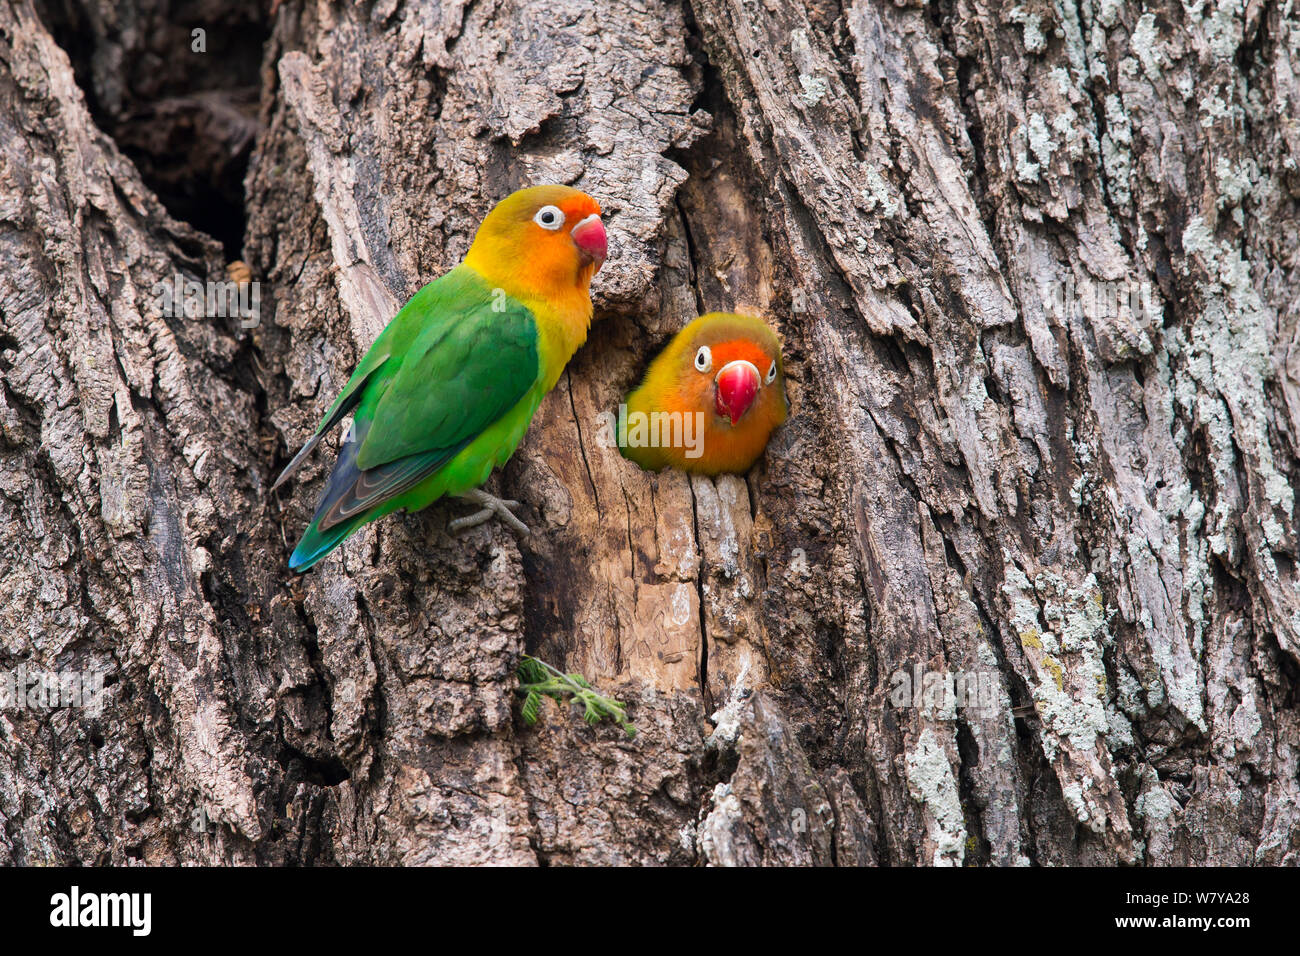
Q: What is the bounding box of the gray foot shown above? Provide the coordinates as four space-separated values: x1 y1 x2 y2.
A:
449 489 531 536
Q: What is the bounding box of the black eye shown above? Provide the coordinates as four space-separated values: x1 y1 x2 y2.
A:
694 346 712 372
533 205 564 230
765 361 777 384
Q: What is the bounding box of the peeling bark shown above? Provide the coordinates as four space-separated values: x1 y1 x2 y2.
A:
1 0 1298 866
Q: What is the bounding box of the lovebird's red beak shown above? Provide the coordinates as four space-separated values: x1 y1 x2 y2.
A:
571 214 607 271
714 360 761 425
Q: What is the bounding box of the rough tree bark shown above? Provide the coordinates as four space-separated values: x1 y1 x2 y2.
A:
1 0 1297 865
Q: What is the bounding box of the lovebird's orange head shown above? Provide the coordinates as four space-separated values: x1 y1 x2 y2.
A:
620 313 789 475
464 185 606 301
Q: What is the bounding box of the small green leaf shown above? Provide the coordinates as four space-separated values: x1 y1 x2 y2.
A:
521 690 541 725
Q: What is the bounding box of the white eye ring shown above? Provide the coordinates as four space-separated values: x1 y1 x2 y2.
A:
533 205 564 230
765 361 777 384
694 345 712 373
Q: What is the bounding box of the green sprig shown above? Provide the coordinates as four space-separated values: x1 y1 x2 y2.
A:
516 654 636 738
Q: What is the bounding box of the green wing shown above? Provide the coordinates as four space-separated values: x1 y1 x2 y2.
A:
290 267 540 546
354 288 538 470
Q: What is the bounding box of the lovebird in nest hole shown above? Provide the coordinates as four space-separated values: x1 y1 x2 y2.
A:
617 312 789 474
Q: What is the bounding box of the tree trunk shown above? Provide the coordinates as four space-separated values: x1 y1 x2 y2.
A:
2 0 1298 865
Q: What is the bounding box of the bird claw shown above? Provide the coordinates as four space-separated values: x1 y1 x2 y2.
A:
449 489 531 536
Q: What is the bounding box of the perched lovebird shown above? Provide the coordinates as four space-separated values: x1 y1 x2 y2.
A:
274 184 608 571
618 312 788 474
